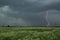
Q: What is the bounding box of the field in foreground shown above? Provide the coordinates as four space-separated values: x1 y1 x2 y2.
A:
0 27 60 40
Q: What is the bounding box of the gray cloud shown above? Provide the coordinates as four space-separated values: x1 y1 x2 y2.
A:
0 0 60 26
0 6 31 26
0 0 60 11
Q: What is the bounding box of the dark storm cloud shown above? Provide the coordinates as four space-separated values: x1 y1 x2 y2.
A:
0 0 60 11
0 0 60 26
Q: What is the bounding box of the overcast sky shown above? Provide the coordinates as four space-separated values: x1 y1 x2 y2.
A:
0 0 60 26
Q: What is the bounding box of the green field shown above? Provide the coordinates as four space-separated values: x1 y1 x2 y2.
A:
0 27 60 40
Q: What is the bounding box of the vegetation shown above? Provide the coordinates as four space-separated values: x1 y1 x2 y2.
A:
0 27 60 40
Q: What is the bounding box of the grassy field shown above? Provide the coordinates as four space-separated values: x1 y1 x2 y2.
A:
0 27 60 40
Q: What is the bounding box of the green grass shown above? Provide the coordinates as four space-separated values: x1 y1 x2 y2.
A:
0 27 60 40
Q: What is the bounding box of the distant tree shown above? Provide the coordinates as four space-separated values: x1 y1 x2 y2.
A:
8 25 10 27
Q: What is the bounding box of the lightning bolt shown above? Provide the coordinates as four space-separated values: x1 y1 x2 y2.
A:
46 11 50 27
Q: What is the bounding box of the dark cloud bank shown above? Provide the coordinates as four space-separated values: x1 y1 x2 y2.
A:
0 0 60 26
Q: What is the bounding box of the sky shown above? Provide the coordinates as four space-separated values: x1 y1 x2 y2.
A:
0 0 60 26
